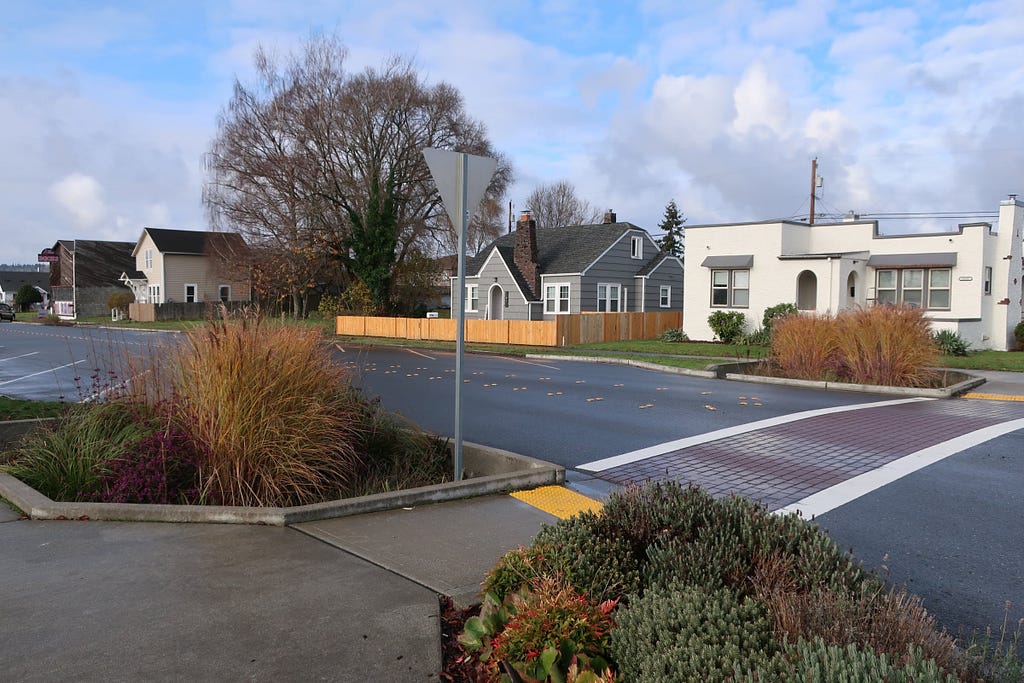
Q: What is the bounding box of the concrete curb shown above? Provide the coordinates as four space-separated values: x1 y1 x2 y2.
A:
710 360 985 398
0 441 564 526
526 354 717 378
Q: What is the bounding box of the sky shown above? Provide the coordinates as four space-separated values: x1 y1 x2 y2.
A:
2 0 1023 264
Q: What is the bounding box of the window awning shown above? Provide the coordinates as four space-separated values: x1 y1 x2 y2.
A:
701 254 753 268
866 253 957 268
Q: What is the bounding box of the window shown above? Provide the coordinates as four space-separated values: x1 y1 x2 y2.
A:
144 249 153 269
148 284 161 304
630 236 643 259
597 283 621 312
928 269 950 309
465 285 478 312
984 266 992 295
218 285 230 303
874 268 951 310
544 283 570 314
184 284 197 303
659 285 672 308
711 269 749 308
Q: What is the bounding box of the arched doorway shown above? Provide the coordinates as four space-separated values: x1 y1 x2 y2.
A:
488 284 503 320
797 270 818 310
845 271 858 309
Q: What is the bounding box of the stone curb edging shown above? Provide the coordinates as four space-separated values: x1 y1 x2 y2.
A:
526 354 717 378
709 360 985 398
524 354 987 398
0 441 564 526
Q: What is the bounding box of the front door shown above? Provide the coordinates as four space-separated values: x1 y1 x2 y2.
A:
488 284 503 320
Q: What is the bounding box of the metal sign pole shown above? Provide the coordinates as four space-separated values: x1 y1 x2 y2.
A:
421 147 496 484
454 153 468 482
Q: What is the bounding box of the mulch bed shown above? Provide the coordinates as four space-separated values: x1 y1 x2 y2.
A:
439 595 488 682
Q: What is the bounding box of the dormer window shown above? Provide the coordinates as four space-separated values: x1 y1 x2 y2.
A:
144 249 153 269
630 235 643 259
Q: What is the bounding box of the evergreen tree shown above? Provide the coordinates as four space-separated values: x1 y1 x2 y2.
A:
656 199 686 258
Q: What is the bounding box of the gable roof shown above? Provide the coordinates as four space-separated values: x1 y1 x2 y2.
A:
636 253 683 277
0 271 50 293
135 228 248 257
53 240 136 289
467 222 651 278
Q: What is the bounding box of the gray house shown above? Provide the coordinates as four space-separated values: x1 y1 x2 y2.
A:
452 211 684 320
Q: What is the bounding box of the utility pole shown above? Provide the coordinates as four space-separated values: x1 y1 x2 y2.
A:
809 157 817 225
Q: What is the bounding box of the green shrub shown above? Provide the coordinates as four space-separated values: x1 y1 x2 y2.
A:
932 329 971 356
317 293 347 317
611 585 784 682
2 402 156 501
14 284 43 311
660 327 689 342
739 638 958 682
485 512 642 603
641 492 868 597
707 310 747 343
107 291 134 312
1014 320 1024 350
762 302 799 332
739 327 771 346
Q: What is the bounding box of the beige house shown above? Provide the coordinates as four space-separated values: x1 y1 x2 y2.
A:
684 195 1024 350
123 228 250 305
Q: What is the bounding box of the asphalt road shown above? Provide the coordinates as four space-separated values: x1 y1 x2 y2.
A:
345 345 1024 636
0 322 172 401
339 345 884 467
817 430 1024 638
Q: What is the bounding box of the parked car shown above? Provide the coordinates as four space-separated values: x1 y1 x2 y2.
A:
0 303 15 322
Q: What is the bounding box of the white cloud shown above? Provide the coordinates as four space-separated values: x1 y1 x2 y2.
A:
50 173 107 229
732 63 791 138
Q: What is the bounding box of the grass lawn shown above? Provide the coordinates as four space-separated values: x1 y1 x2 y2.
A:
0 396 67 421
937 350 1024 372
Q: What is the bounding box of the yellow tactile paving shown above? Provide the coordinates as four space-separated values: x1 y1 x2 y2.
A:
510 486 603 520
962 392 1024 402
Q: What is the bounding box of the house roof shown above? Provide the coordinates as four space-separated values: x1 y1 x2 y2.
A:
56 240 137 288
136 228 248 257
0 271 49 293
636 253 683 277
467 222 654 277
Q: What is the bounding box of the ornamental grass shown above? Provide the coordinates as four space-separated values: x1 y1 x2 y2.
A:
168 316 362 507
769 312 840 381
770 305 938 387
833 305 938 387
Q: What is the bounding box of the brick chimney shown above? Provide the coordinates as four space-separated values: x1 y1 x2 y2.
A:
514 211 540 298
602 209 617 224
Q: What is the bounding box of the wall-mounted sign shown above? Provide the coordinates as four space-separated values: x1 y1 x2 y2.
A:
37 248 58 263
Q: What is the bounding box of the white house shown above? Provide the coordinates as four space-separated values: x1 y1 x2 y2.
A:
683 195 1024 351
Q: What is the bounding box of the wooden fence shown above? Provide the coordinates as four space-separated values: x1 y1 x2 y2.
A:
335 311 682 346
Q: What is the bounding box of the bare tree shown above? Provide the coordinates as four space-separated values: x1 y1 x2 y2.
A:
204 35 512 313
524 180 602 228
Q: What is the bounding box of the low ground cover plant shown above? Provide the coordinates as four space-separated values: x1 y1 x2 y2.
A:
457 481 997 682
1 313 449 506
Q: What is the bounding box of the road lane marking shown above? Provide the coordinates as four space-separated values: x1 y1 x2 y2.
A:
404 348 436 360
577 397 931 472
508 357 561 370
511 486 603 519
0 352 39 363
775 417 1024 518
0 359 88 387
